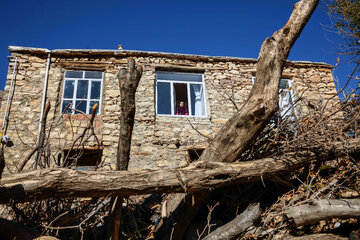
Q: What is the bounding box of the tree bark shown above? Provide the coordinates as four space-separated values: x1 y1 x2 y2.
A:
286 234 347 240
285 199 360 227
160 0 319 237
199 0 319 163
109 59 142 240
35 101 51 168
116 58 142 170
0 139 358 204
202 203 260 240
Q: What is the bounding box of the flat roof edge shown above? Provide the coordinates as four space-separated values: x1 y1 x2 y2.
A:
8 46 333 68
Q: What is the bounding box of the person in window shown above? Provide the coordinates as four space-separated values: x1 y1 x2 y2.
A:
176 101 188 115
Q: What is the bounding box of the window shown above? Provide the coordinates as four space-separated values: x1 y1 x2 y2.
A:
61 71 103 114
279 79 295 119
156 72 207 117
251 77 295 119
62 148 102 170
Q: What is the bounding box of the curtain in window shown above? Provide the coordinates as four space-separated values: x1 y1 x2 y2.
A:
279 90 292 119
191 84 205 116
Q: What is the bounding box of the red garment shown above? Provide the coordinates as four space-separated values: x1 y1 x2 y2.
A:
176 106 188 115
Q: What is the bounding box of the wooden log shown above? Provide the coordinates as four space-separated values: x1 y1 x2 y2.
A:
0 139 358 204
286 233 347 240
285 199 360 227
203 203 260 240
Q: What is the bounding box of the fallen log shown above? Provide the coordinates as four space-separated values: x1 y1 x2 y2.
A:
285 199 360 227
0 139 359 204
203 203 260 240
286 233 347 240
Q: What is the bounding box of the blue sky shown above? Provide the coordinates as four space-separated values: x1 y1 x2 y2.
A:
0 0 358 91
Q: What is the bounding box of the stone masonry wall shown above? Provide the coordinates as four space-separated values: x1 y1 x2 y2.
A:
0 49 336 173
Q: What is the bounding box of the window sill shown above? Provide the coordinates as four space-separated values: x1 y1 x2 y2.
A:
63 114 101 121
156 114 208 119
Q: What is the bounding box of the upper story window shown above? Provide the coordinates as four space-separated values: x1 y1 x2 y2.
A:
156 72 207 117
252 77 295 119
61 71 103 115
279 79 295 119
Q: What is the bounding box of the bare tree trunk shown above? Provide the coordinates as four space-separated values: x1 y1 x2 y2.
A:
0 138 358 204
109 59 142 240
116 59 142 171
159 0 320 237
285 199 360 227
200 0 319 163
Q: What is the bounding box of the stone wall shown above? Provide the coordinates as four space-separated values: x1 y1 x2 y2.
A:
0 47 336 172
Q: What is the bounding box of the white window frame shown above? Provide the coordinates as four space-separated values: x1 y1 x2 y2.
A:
155 71 208 118
61 71 104 115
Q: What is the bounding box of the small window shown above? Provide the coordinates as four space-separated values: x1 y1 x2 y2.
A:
156 72 207 117
187 149 204 162
63 148 102 169
61 71 103 114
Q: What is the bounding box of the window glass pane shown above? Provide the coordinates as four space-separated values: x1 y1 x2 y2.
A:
85 71 103 79
63 80 75 98
76 80 89 99
280 79 290 89
157 82 171 115
65 71 83 78
173 83 189 115
62 100 73 114
90 101 100 114
190 84 205 116
75 100 87 114
157 72 202 82
91 81 101 99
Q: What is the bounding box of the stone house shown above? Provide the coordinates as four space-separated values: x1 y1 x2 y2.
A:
0 46 337 172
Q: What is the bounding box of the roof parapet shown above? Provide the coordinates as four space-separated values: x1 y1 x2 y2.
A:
7 45 333 68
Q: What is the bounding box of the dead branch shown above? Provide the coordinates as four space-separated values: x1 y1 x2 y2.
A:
286 233 347 240
202 203 260 240
62 104 99 167
35 101 51 168
285 199 360 227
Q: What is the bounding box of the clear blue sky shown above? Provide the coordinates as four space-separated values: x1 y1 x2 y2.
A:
0 0 358 92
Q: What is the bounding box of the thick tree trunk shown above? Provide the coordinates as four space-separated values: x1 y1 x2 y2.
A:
199 0 319 163
116 58 142 171
285 199 360 226
109 59 142 240
0 139 358 204
202 203 260 240
160 0 320 237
